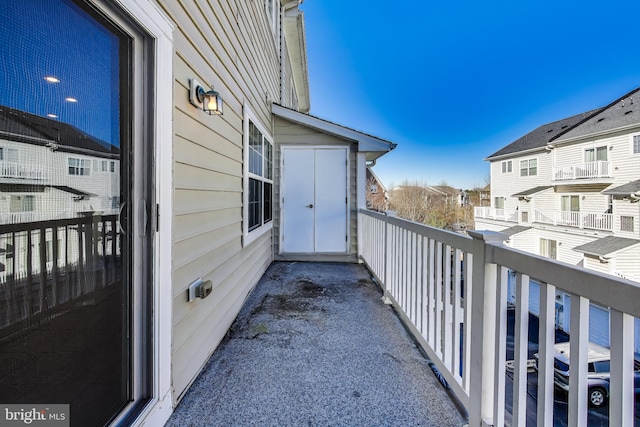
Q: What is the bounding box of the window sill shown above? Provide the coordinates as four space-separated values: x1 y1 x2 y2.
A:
243 222 273 248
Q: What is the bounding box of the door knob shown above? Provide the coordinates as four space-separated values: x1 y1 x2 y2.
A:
306 204 314 208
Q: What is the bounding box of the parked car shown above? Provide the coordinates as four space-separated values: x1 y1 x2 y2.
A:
534 342 640 408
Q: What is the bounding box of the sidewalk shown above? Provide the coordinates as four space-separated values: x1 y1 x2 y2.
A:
166 262 467 427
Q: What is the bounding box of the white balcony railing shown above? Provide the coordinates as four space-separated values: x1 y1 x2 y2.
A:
359 209 640 427
474 207 518 222
532 210 614 231
553 161 612 181
0 160 48 180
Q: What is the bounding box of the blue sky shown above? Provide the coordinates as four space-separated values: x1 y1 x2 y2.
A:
301 1 640 190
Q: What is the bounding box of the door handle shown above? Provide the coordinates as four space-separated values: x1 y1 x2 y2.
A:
306 204 314 208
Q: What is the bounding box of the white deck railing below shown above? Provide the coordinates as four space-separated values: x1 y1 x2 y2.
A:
359 209 640 427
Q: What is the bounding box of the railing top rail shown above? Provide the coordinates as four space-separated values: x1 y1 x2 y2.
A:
359 209 473 252
0 214 118 234
488 242 640 318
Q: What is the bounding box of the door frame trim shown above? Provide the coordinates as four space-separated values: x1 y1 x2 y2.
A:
279 145 350 255
94 0 174 425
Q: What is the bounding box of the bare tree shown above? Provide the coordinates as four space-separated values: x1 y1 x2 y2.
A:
389 180 476 233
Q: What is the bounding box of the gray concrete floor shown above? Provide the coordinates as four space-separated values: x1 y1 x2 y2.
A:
166 262 467 427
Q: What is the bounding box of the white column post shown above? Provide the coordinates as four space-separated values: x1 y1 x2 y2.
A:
468 230 508 427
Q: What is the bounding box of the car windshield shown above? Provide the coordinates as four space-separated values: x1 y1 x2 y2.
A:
554 359 570 372
592 360 610 373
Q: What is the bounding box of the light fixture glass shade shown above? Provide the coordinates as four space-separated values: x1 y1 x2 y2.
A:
198 86 223 115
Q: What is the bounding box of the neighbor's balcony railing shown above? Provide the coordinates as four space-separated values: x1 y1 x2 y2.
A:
533 210 613 231
0 215 121 330
553 161 612 181
474 207 518 222
358 209 640 427
0 160 48 181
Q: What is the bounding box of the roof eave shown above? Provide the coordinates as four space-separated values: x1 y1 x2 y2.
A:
551 123 640 146
272 104 396 160
484 146 548 162
283 8 310 113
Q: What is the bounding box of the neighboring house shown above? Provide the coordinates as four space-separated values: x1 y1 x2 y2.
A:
0 2 396 427
479 183 491 206
366 167 388 211
475 86 640 349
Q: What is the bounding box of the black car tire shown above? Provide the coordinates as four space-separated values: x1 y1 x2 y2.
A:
588 386 607 408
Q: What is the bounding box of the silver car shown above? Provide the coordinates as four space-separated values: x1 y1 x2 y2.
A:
534 341 640 408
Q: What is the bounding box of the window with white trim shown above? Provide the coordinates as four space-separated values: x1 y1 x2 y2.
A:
501 160 512 173
540 238 557 259
10 195 34 212
244 112 273 240
0 147 18 162
561 195 580 212
621 216 634 232
632 134 640 154
520 158 537 176
68 157 91 175
494 196 505 209
585 146 607 162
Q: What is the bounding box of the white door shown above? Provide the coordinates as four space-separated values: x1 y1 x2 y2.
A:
282 147 348 253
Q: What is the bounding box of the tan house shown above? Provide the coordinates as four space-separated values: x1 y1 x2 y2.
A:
0 1 395 426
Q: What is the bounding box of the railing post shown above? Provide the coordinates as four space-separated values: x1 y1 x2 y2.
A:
467 230 508 427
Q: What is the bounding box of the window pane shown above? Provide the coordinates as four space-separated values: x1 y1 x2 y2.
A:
249 178 262 230
585 148 595 162
596 146 607 161
249 121 262 176
621 216 634 232
263 182 272 223
264 140 273 180
634 135 640 154
520 160 528 176
529 159 537 176
571 195 579 211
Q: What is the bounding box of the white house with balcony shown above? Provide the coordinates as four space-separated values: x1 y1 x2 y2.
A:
475 86 640 349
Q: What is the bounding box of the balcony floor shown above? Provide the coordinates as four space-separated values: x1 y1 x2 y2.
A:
166 262 467 426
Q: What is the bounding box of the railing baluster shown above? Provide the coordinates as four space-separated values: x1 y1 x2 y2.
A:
568 294 590 427
537 282 555 427
435 241 443 357
443 244 452 369
462 251 472 391
493 265 508 427
427 238 436 347
609 309 634 426
421 237 429 339
452 248 462 382
513 272 530 426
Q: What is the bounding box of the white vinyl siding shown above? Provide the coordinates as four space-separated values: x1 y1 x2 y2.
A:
160 0 281 404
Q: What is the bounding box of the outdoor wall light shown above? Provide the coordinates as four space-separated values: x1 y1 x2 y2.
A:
189 78 223 115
